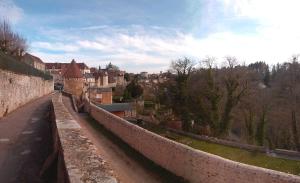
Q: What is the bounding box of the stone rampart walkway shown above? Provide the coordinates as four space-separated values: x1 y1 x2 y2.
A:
0 94 53 183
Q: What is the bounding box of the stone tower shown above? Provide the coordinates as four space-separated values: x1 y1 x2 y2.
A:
117 72 124 85
63 59 84 97
103 71 108 86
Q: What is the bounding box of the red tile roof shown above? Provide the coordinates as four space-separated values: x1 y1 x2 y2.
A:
45 62 88 70
63 60 83 78
45 63 64 70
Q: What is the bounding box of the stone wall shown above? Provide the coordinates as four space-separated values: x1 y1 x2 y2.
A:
64 78 83 97
167 128 266 153
0 69 53 118
89 103 300 183
51 93 117 183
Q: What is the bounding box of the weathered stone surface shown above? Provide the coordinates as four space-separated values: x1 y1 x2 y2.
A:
52 93 118 183
89 102 300 183
0 69 53 118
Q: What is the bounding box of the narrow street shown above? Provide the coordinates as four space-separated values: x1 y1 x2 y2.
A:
0 94 54 183
62 95 185 183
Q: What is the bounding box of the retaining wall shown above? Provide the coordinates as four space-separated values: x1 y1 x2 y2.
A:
167 128 266 153
167 128 300 159
0 69 53 118
89 102 300 183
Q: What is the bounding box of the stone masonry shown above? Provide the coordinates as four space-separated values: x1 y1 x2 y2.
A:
88 102 300 183
51 93 118 183
0 69 53 118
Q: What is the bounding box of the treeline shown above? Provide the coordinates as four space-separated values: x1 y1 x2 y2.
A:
0 20 27 57
158 56 300 151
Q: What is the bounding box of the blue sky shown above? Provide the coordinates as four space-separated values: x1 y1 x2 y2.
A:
1 0 300 72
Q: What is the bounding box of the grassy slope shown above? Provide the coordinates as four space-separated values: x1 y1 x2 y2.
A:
143 124 300 176
0 52 52 80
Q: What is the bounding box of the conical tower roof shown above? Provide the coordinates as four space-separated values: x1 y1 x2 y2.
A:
63 59 83 78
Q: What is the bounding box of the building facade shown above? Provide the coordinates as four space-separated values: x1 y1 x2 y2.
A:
21 53 46 71
88 87 112 104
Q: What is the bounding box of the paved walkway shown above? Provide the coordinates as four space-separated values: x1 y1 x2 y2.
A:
0 94 53 183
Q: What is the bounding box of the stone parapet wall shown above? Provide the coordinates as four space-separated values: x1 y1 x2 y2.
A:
51 93 117 183
62 91 78 112
89 103 300 183
0 69 53 118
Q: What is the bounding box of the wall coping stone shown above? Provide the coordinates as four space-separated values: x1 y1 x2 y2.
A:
52 93 118 183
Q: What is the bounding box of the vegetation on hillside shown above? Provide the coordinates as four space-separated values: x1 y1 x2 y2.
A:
0 52 52 80
123 76 143 100
157 56 300 151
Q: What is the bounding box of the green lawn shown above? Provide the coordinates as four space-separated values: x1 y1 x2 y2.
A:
141 123 300 176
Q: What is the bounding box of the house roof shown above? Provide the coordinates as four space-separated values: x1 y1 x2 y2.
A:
45 63 64 69
77 63 89 70
97 103 132 112
84 73 94 78
93 70 108 80
22 53 44 64
88 87 112 92
63 60 83 78
45 62 89 70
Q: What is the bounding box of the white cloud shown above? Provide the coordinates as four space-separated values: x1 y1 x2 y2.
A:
31 0 300 72
0 0 23 24
222 0 300 24
32 26 300 72
32 42 79 52
77 40 106 51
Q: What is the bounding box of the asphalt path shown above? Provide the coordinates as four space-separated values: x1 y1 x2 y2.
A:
0 94 53 183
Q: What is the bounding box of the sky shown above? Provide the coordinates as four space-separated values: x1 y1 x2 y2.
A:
1 0 300 73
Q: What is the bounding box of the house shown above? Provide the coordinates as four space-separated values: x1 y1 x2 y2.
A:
84 73 95 84
88 87 112 104
45 61 90 75
97 103 135 118
91 69 125 87
77 63 90 74
21 53 45 71
140 71 148 79
93 70 109 87
108 70 125 86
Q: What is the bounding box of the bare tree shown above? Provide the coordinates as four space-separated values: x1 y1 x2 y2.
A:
170 57 194 77
199 57 222 135
0 20 27 57
219 57 248 137
169 57 195 131
224 56 238 69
